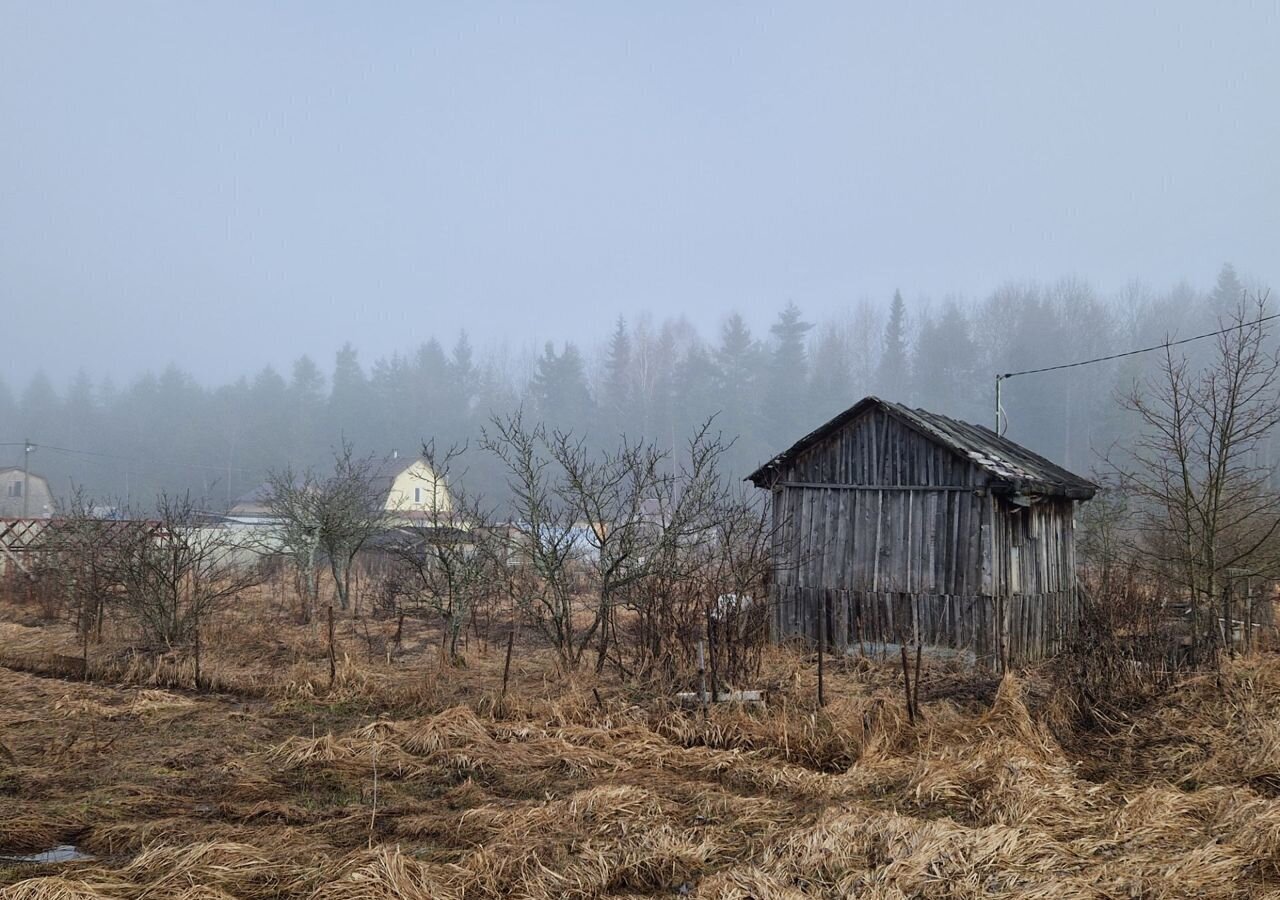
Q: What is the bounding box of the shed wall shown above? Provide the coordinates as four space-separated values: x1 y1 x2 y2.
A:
765 410 1080 666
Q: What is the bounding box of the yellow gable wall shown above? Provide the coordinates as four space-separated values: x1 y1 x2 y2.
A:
384 460 451 517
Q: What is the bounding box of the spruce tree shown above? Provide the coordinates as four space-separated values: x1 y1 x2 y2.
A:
288 356 326 466
809 324 854 420
1209 262 1245 318
876 290 909 400
912 301 975 417
328 343 372 447
602 317 633 437
532 341 595 435
765 302 814 446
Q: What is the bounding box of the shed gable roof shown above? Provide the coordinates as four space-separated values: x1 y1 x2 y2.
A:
746 396 1097 500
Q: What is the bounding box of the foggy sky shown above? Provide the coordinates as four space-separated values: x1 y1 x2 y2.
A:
2 2 1277 386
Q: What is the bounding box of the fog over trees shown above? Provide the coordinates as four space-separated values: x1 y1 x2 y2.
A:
0 264 1268 513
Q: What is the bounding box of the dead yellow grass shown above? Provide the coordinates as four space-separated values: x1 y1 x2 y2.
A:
9 599 1280 898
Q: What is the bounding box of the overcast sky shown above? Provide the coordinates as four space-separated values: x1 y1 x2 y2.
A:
2 2 1277 386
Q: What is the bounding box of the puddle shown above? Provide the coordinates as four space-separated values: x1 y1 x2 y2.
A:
0 844 92 864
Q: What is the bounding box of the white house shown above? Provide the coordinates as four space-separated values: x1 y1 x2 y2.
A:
227 452 451 526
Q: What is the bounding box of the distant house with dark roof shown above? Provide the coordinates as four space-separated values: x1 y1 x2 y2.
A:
747 396 1096 669
226 482 277 523
228 453 450 525
369 453 452 524
0 467 53 519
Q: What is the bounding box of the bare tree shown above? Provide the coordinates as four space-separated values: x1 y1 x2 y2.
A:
271 443 391 615
1110 292 1280 659
480 410 585 669
318 445 388 613
548 430 668 672
263 467 324 624
482 411 776 678
384 441 497 665
625 423 772 683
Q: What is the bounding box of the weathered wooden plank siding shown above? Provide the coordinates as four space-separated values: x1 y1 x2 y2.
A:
767 408 1080 666
784 408 986 488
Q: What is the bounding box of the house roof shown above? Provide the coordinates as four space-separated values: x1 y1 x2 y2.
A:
231 455 425 511
0 467 49 485
746 396 1097 500
371 454 419 481
371 454 431 497
230 482 275 509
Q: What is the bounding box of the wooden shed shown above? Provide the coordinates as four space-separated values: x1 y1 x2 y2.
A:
747 396 1096 668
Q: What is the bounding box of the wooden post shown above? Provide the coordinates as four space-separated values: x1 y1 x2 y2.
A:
998 593 1009 673
1222 582 1234 657
327 604 337 688
913 641 922 720
900 642 915 725
500 628 515 700
193 614 202 691
369 741 378 847
856 605 865 658
817 591 827 707
707 608 719 702
697 640 708 718
1246 580 1255 655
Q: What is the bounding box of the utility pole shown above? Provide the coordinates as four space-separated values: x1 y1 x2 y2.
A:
994 376 1004 435
21 438 33 517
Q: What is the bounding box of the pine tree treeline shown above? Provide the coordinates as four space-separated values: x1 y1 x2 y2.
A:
0 267 1263 513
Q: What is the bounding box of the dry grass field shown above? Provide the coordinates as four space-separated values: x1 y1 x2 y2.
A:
5 593 1280 898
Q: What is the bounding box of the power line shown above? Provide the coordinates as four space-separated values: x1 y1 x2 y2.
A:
994 310 1280 434
998 312 1280 380
0 441 256 474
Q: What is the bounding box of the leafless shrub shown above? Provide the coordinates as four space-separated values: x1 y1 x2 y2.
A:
1057 485 1209 727
547 429 670 673
477 411 772 684
382 442 500 665
624 426 773 688
1107 292 1280 666
263 466 325 624
113 493 263 682
480 410 591 670
316 445 389 615
266 442 389 615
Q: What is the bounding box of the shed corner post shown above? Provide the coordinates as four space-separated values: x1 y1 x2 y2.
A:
768 483 784 645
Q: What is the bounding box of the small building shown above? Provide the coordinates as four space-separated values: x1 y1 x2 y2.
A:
373 453 452 525
0 467 54 519
747 397 1096 668
227 452 451 526
225 482 278 524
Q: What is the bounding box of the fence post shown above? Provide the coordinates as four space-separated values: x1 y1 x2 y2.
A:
817 590 827 707
697 640 708 718
1243 579 1252 655
501 628 515 700
327 604 337 688
706 608 720 703
900 642 915 725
